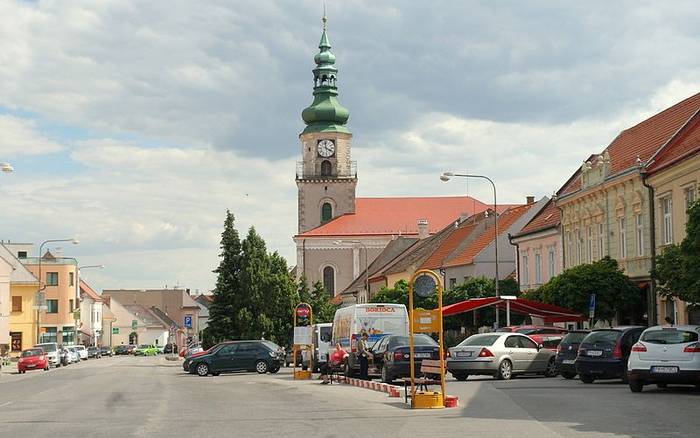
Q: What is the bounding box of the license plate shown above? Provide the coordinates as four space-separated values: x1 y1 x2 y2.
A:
27 364 36 368
414 353 431 358
651 366 679 374
587 350 603 357
456 351 472 358
562 359 575 364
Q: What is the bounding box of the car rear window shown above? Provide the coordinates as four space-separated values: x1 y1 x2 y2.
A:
515 328 538 335
584 330 621 344
35 344 56 352
21 349 43 357
561 332 588 344
458 334 501 347
641 329 699 344
388 335 437 347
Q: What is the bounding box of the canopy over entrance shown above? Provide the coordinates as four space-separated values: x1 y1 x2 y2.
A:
442 297 585 324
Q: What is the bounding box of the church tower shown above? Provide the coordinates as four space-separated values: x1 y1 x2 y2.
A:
297 15 357 234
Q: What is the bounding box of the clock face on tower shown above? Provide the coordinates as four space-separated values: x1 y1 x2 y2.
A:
317 139 335 158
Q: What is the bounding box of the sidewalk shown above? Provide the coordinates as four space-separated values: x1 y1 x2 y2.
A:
0 361 18 375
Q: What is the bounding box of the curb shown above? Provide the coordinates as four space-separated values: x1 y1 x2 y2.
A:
342 376 403 398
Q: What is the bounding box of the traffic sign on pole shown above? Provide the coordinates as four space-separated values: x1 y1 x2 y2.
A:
184 315 192 328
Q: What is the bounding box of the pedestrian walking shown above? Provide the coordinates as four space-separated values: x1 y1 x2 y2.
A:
357 332 370 380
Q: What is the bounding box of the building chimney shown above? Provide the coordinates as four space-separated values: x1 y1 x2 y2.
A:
417 219 429 239
526 196 535 205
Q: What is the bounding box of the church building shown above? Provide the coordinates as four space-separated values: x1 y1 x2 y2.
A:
294 17 506 302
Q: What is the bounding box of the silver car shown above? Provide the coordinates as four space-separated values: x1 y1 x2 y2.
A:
447 332 557 380
627 325 700 392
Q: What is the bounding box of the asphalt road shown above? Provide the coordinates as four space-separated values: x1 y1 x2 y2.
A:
0 356 697 438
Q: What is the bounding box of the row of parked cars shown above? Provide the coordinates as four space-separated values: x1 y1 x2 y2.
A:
17 343 113 373
445 324 700 393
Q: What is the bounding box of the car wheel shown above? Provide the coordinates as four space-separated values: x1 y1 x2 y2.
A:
255 360 269 374
270 365 280 374
496 360 512 380
544 357 557 377
629 380 644 393
44 367 49 371
580 374 595 384
195 362 210 377
656 383 667 389
561 372 576 380
452 372 469 381
381 366 393 384
344 361 355 378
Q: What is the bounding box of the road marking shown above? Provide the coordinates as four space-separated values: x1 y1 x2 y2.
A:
0 402 12 408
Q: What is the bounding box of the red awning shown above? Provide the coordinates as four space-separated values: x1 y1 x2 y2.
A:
442 297 585 323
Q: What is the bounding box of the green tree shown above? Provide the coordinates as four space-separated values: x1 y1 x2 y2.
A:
205 210 242 347
370 279 437 309
444 277 519 305
654 201 700 305
533 257 641 324
297 277 339 323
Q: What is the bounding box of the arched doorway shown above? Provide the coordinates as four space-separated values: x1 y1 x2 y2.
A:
129 331 138 345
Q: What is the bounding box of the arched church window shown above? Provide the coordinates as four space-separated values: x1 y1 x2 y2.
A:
321 74 328 85
321 202 333 223
323 266 335 296
321 160 332 176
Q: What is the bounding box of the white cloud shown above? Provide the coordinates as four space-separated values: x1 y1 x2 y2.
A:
0 115 63 156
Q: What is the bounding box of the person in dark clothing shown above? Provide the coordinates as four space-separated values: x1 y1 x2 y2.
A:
357 332 370 380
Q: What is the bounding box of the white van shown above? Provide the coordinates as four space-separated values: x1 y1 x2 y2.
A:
332 304 409 375
35 342 61 368
311 323 333 372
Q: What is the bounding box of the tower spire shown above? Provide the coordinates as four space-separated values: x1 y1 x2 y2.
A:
301 11 350 134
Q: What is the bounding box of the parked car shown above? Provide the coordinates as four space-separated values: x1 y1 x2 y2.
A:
627 325 700 392
100 346 113 357
188 340 284 377
496 325 569 350
74 345 89 361
126 345 137 355
134 345 159 356
87 346 102 359
17 348 50 373
114 345 129 355
371 334 440 383
555 330 590 379
183 348 212 372
34 342 61 368
67 347 80 364
447 332 557 381
575 326 645 383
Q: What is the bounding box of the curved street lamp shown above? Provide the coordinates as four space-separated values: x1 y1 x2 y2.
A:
441 171 501 328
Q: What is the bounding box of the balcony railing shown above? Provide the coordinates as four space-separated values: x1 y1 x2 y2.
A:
21 257 78 266
296 161 357 179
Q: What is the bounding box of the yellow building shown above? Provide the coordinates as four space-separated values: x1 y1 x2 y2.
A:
1 243 39 355
645 113 700 325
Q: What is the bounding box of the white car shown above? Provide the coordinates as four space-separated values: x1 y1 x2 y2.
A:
627 325 700 392
35 343 61 368
74 345 89 361
67 347 80 363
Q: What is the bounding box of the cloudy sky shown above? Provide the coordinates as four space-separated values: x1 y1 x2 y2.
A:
1 0 699 293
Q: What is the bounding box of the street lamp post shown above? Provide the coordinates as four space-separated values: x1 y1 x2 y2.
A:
333 240 369 303
36 239 79 343
441 172 501 328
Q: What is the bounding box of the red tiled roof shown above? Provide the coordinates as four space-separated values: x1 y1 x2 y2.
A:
516 200 560 236
79 280 102 302
647 113 700 173
610 92 700 175
420 222 480 270
559 92 700 196
297 196 513 237
443 205 533 267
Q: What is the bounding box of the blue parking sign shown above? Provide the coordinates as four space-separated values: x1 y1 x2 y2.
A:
184 315 192 328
